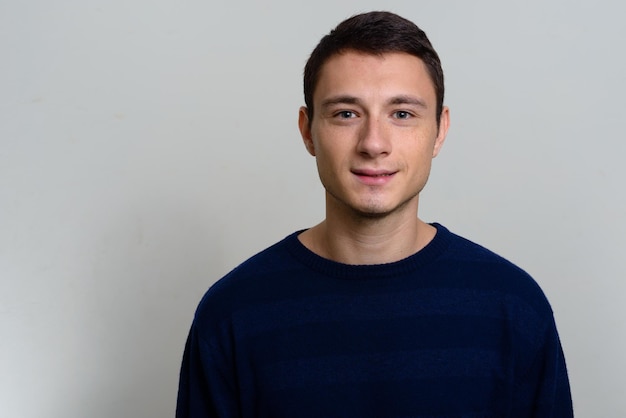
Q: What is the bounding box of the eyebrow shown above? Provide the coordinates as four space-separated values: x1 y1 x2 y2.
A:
320 94 428 109
320 95 360 109
388 95 428 109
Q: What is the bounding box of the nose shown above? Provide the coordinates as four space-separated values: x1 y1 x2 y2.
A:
356 116 391 158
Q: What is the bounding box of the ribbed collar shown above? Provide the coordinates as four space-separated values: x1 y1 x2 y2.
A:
284 223 452 280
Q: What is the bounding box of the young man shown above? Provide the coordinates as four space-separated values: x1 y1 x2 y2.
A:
176 11 573 417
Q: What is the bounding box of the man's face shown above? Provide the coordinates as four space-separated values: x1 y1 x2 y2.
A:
298 50 449 218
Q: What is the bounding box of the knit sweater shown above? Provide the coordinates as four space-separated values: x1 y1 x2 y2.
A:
176 223 573 417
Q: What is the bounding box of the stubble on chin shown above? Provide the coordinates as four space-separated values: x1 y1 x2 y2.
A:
326 188 421 222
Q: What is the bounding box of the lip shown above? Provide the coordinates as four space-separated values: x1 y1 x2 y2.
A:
351 168 397 185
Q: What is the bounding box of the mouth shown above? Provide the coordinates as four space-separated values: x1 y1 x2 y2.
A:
351 169 397 184
352 169 397 177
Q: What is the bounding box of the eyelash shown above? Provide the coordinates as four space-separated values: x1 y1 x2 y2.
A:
334 110 413 118
394 111 412 119
335 110 356 119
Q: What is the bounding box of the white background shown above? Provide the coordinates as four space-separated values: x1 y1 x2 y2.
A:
1 1 625 416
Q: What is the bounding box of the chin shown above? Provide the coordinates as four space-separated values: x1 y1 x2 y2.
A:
350 195 418 219
349 201 400 219
328 189 417 219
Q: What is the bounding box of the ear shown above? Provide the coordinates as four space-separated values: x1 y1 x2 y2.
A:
432 106 450 158
298 106 316 156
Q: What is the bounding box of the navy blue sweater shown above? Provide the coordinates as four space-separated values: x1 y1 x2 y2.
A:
177 224 572 417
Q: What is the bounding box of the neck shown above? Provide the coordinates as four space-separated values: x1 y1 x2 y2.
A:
299 196 436 265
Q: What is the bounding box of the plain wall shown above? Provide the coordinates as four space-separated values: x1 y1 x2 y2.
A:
1 1 625 416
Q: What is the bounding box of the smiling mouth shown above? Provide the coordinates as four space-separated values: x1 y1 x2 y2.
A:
352 170 397 185
352 170 396 177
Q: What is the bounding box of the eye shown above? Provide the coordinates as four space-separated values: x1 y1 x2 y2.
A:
335 110 356 119
393 110 412 119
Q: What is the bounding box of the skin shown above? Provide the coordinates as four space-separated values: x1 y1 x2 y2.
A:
298 51 450 265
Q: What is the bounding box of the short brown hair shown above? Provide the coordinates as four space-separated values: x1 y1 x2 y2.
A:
303 11 444 125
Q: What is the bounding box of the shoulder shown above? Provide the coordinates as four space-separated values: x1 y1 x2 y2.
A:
193 231 304 322
434 224 561 360
435 223 523 267
433 223 553 317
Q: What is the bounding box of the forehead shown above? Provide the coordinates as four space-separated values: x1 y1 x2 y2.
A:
314 51 436 105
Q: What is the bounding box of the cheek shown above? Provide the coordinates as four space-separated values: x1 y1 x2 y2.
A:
315 150 335 175
314 145 351 179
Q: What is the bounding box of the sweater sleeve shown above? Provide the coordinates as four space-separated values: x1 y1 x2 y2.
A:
513 316 573 417
175 321 240 418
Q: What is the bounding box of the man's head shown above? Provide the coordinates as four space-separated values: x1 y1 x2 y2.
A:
303 11 444 126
